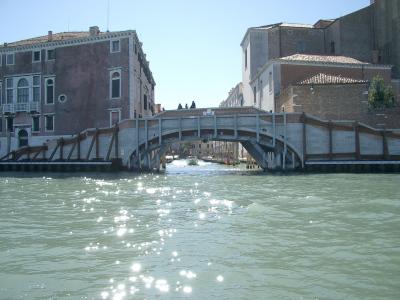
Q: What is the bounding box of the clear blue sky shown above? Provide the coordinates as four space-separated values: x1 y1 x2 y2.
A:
0 0 369 109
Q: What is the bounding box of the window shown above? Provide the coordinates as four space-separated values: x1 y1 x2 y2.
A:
32 116 40 132
45 115 54 131
296 41 306 53
0 81 2 104
110 110 120 126
17 78 29 103
58 94 67 103
269 72 273 93
33 76 40 102
0 118 2 132
6 53 14 65
110 71 121 99
47 49 55 60
45 78 55 104
330 41 335 54
111 40 120 53
6 78 13 104
253 86 256 104
6 117 14 132
32 50 41 62
18 129 28 148
143 94 148 110
245 49 248 69
0 54 2 66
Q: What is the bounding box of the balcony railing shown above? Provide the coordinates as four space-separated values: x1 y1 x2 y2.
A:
29 102 40 113
1 102 41 114
2 104 15 114
15 103 29 112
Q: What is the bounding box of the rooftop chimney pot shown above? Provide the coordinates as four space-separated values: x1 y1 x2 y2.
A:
48 31 53 41
89 26 100 36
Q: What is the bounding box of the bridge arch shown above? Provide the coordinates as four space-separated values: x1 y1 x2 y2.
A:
128 125 302 171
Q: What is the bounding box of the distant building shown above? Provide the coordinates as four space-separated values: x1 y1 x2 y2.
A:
219 82 245 160
241 0 400 109
220 83 243 108
0 26 155 156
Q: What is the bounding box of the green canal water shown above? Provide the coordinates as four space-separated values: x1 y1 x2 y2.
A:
0 161 400 300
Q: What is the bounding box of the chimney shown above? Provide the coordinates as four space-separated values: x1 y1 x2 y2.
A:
89 26 100 36
3 42 7 47
48 31 53 42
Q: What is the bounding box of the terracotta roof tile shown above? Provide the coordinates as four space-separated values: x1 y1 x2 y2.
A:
280 54 369 65
298 73 368 85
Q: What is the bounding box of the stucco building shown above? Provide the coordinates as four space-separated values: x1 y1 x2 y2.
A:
220 83 243 108
0 26 155 156
240 0 399 113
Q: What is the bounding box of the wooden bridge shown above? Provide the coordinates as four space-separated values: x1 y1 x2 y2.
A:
1 107 400 172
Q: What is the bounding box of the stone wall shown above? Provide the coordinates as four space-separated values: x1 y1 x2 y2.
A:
279 83 400 129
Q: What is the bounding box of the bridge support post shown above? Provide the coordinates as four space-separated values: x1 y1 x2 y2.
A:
197 116 201 138
145 119 148 150
234 114 238 139
179 118 182 140
301 113 307 167
354 121 360 160
382 130 389 160
256 113 260 143
159 118 162 146
213 115 217 138
328 121 333 160
283 112 287 170
272 113 276 147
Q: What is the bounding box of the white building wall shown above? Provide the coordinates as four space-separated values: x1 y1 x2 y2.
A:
252 64 276 112
241 37 253 107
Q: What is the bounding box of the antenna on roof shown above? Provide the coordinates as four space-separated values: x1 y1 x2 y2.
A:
106 0 110 32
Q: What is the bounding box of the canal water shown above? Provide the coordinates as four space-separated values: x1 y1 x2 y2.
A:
0 161 399 300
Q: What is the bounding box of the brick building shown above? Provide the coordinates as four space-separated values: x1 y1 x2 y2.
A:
240 0 399 109
278 73 400 129
0 27 155 156
250 53 392 112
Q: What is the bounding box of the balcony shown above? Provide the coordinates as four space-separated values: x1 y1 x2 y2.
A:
2 104 15 114
1 102 41 114
15 103 29 112
29 102 41 113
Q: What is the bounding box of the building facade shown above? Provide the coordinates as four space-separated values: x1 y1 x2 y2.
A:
278 73 400 129
241 0 399 108
0 27 155 156
220 82 243 108
250 54 392 113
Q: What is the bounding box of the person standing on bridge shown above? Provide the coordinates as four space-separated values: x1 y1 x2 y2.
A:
190 101 196 109
178 103 183 109
185 103 188 109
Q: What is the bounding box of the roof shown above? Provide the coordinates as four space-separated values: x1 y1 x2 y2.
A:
241 22 317 46
279 54 370 65
280 23 314 28
0 29 156 85
0 32 93 48
297 73 368 85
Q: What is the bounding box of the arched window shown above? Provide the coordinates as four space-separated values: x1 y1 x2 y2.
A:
18 129 28 147
46 78 54 104
17 78 29 103
111 71 121 99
